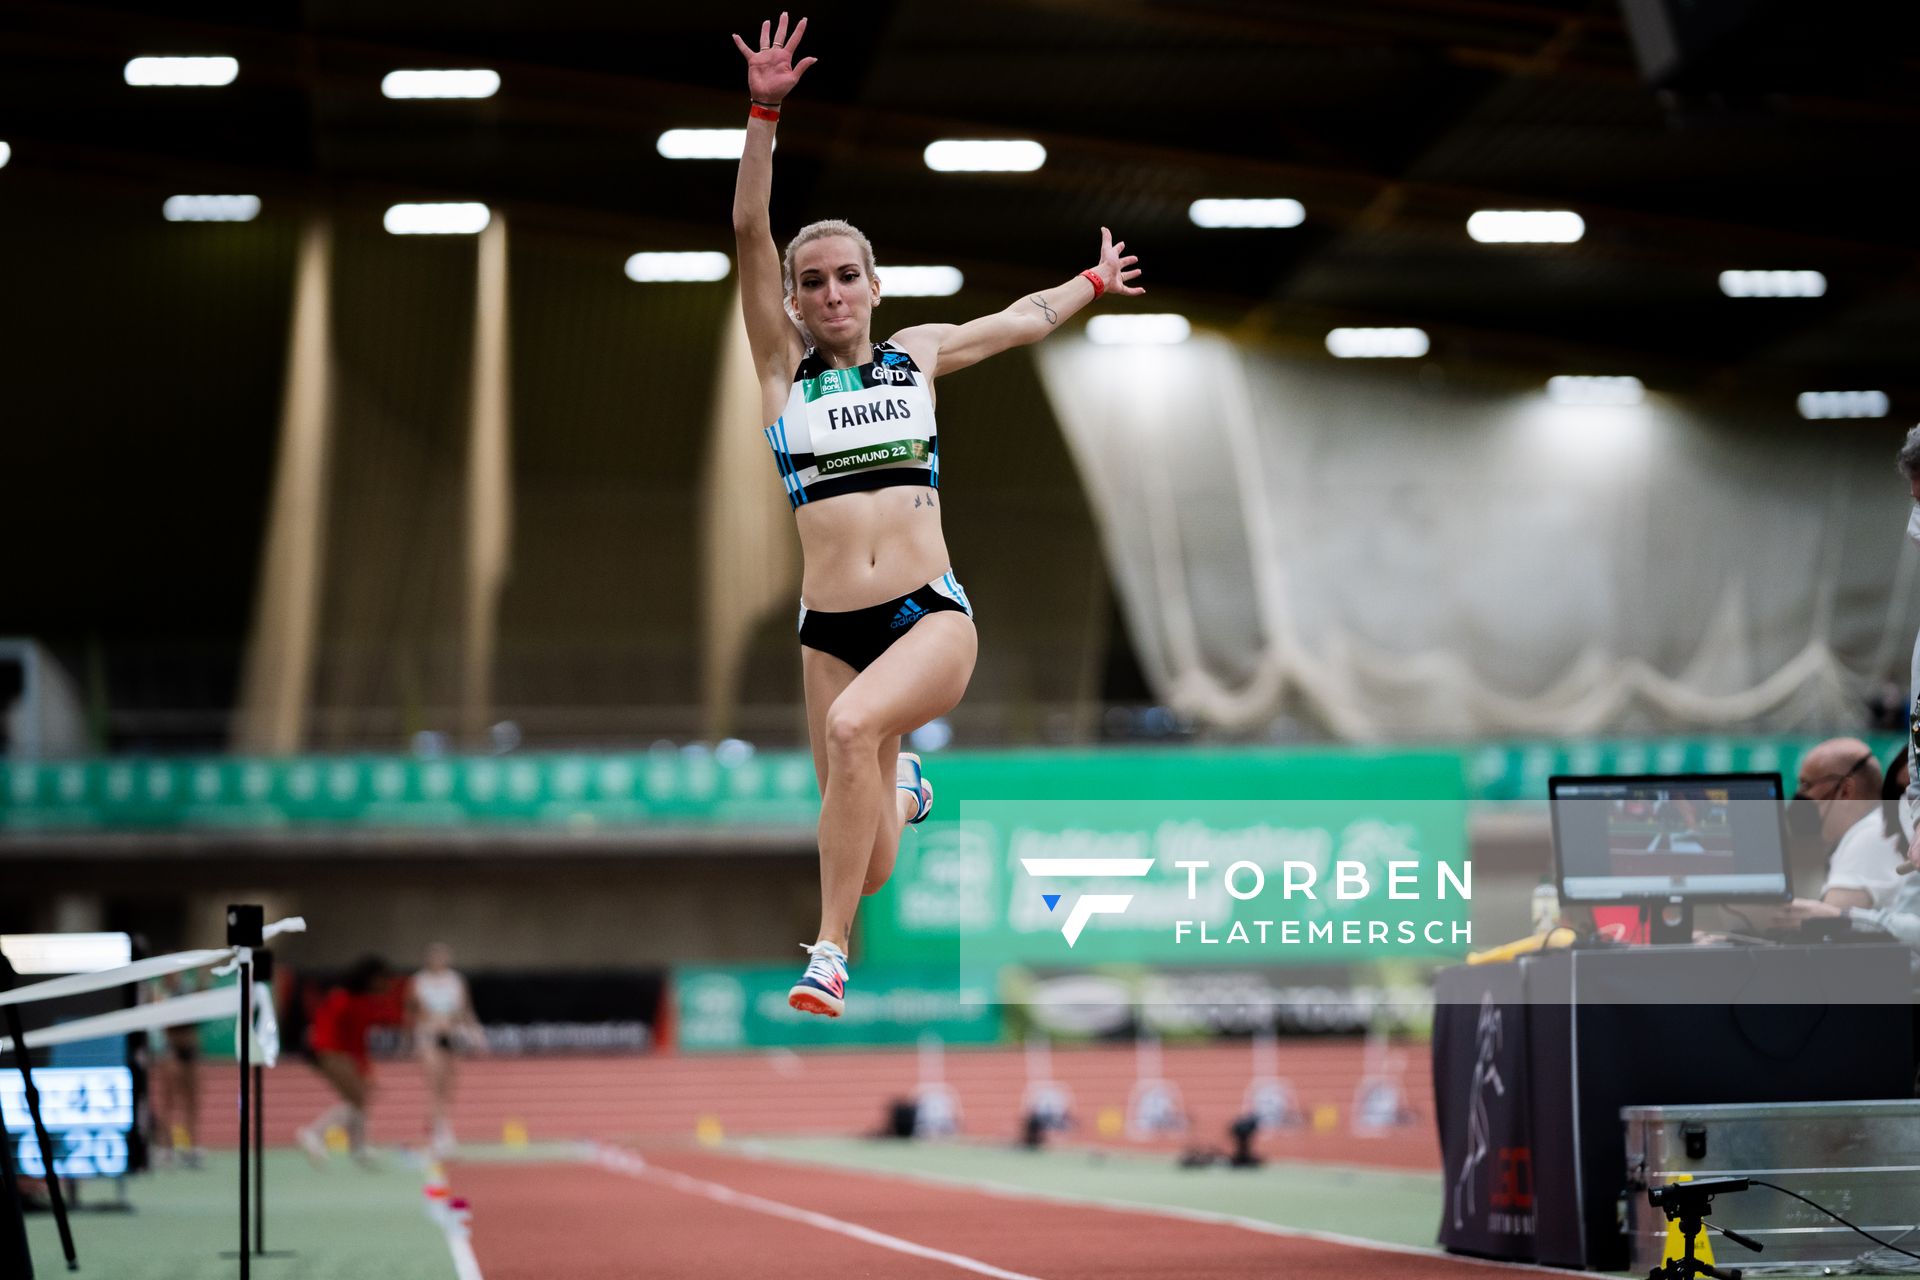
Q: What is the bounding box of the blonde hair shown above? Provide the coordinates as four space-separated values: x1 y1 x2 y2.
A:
781 220 878 340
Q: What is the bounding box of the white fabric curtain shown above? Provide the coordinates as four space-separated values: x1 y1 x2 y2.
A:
1035 334 1918 739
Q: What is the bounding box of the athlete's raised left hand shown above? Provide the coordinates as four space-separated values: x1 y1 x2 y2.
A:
1090 226 1145 298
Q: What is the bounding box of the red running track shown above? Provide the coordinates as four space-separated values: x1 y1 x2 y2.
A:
454 1144 1517 1280
195 1037 1439 1171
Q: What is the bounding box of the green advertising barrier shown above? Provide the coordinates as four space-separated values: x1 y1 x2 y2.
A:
1466 735 1903 803
673 965 1001 1050
861 749 1471 974
0 738 1894 833
0 751 820 832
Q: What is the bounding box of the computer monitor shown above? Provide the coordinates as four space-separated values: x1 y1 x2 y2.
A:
1548 773 1792 941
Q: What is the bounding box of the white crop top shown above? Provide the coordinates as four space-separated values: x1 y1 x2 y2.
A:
412 970 465 1018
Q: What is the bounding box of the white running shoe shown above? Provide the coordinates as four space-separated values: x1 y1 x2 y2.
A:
897 753 934 825
788 940 848 1018
296 1125 329 1168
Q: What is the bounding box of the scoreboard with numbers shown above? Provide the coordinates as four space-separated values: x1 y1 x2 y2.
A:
1 1067 135 1179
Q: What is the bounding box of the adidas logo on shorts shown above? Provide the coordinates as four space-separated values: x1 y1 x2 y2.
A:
890 599 926 629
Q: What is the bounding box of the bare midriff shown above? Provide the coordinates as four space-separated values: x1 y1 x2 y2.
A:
795 486 951 612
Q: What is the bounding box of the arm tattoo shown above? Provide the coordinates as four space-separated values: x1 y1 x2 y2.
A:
1028 294 1058 325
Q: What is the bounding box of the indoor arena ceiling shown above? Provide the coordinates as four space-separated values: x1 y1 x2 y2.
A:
2 0 1916 402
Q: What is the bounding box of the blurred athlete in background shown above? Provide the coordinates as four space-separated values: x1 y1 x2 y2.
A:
409 942 484 1156
145 969 204 1168
297 955 405 1166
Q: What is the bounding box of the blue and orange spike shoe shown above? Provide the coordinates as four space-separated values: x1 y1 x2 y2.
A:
788 940 848 1017
897 752 934 825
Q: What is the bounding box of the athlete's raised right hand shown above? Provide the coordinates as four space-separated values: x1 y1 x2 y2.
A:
732 12 816 105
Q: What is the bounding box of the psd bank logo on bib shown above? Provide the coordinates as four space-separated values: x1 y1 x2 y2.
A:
1019 856 1155 946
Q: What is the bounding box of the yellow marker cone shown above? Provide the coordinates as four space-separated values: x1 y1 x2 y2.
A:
502 1118 529 1148
1095 1107 1124 1138
695 1115 725 1148
1312 1104 1340 1133
1660 1177 1716 1269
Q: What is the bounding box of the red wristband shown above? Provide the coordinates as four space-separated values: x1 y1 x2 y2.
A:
749 103 781 122
1080 268 1105 299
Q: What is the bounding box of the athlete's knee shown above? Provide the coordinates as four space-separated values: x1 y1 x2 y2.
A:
824 699 880 756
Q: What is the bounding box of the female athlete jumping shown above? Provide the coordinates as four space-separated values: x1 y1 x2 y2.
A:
730 12 1145 1016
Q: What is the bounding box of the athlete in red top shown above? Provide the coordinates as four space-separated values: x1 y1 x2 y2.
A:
296 956 405 1165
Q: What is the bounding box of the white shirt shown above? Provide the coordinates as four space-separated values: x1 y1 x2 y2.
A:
1824 811 1906 907
1904 624 1920 843
1849 869 1920 961
1870 614 1920 961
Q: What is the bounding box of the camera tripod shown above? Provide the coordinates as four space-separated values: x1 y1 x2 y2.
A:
1647 1177 1763 1280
